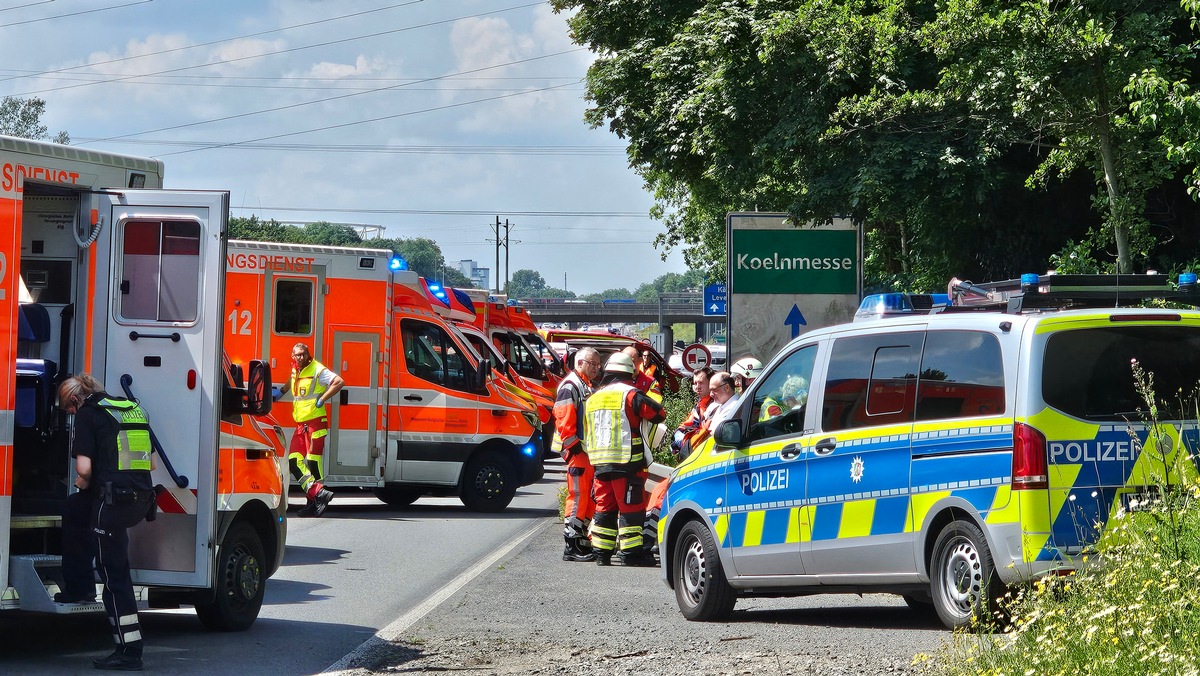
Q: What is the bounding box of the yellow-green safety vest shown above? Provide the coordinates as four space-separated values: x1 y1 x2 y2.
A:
583 383 642 465
95 397 153 472
291 359 331 422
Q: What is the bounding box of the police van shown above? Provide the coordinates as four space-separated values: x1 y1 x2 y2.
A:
659 273 1200 628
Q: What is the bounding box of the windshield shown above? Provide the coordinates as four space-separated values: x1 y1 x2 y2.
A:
446 323 483 364
523 332 563 370
1043 324 1200 420
493 331 543 379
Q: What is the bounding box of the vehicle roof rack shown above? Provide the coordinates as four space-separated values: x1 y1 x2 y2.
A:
947 274 1200 313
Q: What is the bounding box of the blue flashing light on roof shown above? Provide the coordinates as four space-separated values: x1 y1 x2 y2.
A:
428 283 448 301
854 292 948 322
389 257 408 271
1180 272 1197 292
1020 273 1040 294
506 298 520 306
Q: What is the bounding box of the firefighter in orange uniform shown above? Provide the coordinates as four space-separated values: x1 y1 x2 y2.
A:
280 343 342 517
552 347 602 562
583 352 667 566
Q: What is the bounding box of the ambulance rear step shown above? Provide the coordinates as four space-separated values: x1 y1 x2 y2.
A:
6 554 105 614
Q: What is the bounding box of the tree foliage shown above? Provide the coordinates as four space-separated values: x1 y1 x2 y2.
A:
551 0 1200 286
0 96 69 144
508 269 576 299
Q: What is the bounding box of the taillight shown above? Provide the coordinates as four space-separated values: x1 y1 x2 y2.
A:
1012 422 1048 490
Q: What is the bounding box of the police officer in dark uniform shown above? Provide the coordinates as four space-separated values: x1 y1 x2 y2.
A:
58 373 157 671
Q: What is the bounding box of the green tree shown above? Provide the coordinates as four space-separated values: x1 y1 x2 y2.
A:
508 269 548 298
0 96 69 143
228 215 302 242
581 287 634 302
551 1 1200 286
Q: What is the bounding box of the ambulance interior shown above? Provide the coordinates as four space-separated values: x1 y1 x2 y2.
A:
9 188 84 557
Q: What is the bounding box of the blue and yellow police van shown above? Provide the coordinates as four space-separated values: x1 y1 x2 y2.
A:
660 273 1200 628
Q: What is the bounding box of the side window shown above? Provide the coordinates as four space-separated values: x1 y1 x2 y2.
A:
916 331 1005 420
401 319 470 391
274 278 313 335
119 219 201 323
822 332 923 432
494 333 539 378
748 344 817 442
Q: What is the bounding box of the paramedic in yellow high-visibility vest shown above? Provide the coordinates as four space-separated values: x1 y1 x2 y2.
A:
281 343 343 517
583 352 666 567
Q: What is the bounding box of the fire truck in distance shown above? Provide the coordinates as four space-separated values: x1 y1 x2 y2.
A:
223 241 543 511
1 135 286 630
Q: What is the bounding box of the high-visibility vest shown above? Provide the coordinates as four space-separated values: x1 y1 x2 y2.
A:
584 382 641 465
291 360 331 422
550 371 590 454
93 397 152 472
758 396 783 422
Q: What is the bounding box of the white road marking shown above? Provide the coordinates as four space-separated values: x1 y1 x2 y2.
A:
322 517 547 673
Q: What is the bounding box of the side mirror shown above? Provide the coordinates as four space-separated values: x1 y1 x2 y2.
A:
244 360 273 416
714 419 743 448
475 360 491 391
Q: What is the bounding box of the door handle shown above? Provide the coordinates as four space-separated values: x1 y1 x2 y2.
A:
780 444 801 460
814 437 837 455
404 394 423 402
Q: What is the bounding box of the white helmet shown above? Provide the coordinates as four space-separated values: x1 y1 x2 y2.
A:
731 357 763 380
604 352 637 375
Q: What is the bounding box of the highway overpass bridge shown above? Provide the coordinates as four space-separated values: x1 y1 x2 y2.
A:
516 293 724 326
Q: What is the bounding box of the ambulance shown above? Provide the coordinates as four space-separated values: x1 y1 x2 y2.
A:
1 135 286 630
224 241 543 511
421 283 557 456
660 273 1200 629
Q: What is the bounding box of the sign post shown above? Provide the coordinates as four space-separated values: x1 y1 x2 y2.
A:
727 214 861 366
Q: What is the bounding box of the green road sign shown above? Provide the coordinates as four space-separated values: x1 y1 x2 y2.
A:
731 228 857 294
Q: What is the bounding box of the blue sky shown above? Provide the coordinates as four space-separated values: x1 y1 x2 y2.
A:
2 0 688 294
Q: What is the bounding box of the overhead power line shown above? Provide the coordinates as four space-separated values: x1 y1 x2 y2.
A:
0 0 150 29
77 138 623 156
229 207 651 218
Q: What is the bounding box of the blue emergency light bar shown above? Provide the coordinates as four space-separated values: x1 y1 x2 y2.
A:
854 293 949 321
389 257 408 271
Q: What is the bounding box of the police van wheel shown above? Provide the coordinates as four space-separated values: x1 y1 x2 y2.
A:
196 523 266 631
674 519 736 621
460 450 517 512
930 519 1000 630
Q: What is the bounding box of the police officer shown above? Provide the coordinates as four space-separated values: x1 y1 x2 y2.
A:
58 373 157 671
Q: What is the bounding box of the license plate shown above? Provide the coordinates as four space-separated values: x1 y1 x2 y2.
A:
1120 488 1161 513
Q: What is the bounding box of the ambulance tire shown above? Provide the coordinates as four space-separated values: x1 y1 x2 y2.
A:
196 522 266 631
460 450 517 512
673 519 736 621
929 519 1002 630
373 487 422 507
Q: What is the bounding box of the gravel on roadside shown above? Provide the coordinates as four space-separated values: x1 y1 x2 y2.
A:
329 518 951 675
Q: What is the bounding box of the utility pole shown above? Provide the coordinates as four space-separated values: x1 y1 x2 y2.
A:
493 216 502 294
504 218 511 295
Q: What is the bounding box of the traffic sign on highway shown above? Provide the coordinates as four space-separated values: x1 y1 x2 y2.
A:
704 283 727 316
681 343 712 373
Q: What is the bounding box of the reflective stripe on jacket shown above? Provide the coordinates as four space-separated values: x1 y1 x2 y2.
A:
551 371 591 454
291 359 330 422
94 397 153 472
584 383 639 465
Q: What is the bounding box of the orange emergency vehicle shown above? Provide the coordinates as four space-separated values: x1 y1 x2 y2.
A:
1 135 286 630
224 241 543 511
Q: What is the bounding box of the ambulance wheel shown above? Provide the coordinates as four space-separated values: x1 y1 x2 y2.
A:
460 450 516 512
373 487 422 507
674 519 736 621
929 519 1001 630
196 522 265 631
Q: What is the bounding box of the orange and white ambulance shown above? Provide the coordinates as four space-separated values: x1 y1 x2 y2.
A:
224 241 543 511
1 135 286 630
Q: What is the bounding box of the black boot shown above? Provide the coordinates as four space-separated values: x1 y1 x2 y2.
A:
594 550 613 566
562 536 596 562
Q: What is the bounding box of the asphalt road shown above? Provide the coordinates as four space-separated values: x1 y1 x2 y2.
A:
0 467 561 675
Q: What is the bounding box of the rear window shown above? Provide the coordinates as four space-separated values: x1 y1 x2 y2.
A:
1043 325 1200 420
